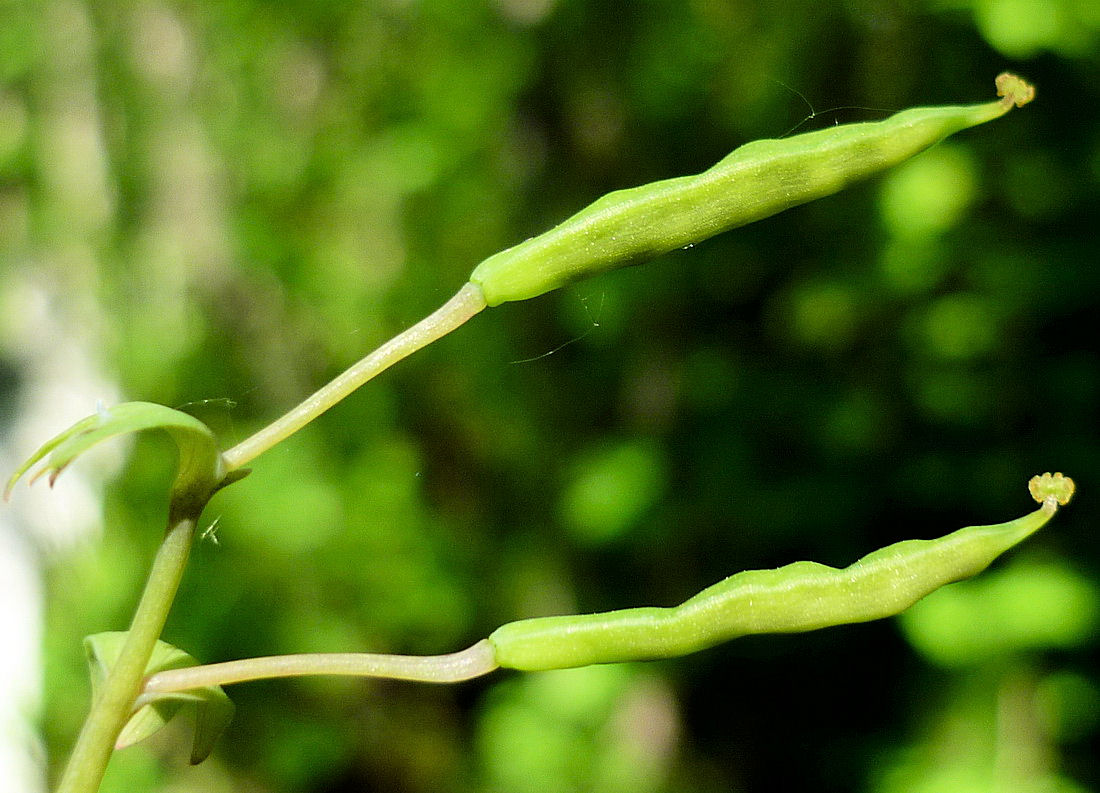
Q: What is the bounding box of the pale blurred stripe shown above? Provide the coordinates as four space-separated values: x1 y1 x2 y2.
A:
0 0 124 788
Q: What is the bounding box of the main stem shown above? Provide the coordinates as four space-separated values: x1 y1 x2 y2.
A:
54 502 200 793
54 283 487 790
222 282 486 471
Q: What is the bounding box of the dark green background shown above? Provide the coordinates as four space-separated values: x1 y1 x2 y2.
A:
2 0 1097 790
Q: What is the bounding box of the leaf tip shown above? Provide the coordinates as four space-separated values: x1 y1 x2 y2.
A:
47 466 65 488
27 465 51 489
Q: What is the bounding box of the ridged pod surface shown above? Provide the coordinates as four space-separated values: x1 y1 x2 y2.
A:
469 74 1034 306
489 473 1070 671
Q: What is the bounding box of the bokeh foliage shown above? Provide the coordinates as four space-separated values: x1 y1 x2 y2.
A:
2 0 1098 791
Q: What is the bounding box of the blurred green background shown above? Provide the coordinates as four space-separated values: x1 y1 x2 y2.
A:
1 0 1098 791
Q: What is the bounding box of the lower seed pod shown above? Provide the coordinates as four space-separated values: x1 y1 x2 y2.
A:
489 473 1071 671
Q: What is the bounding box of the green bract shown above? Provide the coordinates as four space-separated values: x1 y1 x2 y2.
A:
86 633 233 765
469 73 1035 306
4 401 239 508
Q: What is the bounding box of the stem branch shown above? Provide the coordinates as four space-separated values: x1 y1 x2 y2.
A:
222 283 486 470
140 640 498 700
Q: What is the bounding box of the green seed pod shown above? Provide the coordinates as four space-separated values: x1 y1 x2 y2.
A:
136 475 1072 694
469 73 1034 306
488 472 1070 671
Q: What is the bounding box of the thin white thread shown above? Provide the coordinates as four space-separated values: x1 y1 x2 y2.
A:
509 293 606 365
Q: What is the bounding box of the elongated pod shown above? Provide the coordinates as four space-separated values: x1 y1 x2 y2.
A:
140 476 1072 696
469 73 1034 306
211 75 1033 470
489 473 1072 671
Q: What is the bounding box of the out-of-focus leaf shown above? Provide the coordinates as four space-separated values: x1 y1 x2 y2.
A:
899 558 1098 667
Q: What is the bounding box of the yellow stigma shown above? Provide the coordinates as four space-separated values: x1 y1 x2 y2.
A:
1028 472 1075 506
996 72 1036 108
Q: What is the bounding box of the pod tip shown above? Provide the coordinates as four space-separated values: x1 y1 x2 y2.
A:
1029 471 1074 507
996 72 1036 108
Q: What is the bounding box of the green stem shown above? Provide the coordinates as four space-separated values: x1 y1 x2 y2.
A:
221 282 486 471
55 501 200 793
140 640 498 699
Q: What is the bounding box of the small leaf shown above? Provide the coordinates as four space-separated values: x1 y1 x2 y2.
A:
117 698 185 753
84 632 234 764
188 685 235 765
5 401 229 502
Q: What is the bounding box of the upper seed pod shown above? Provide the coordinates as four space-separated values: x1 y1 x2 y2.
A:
468 73 1035 307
